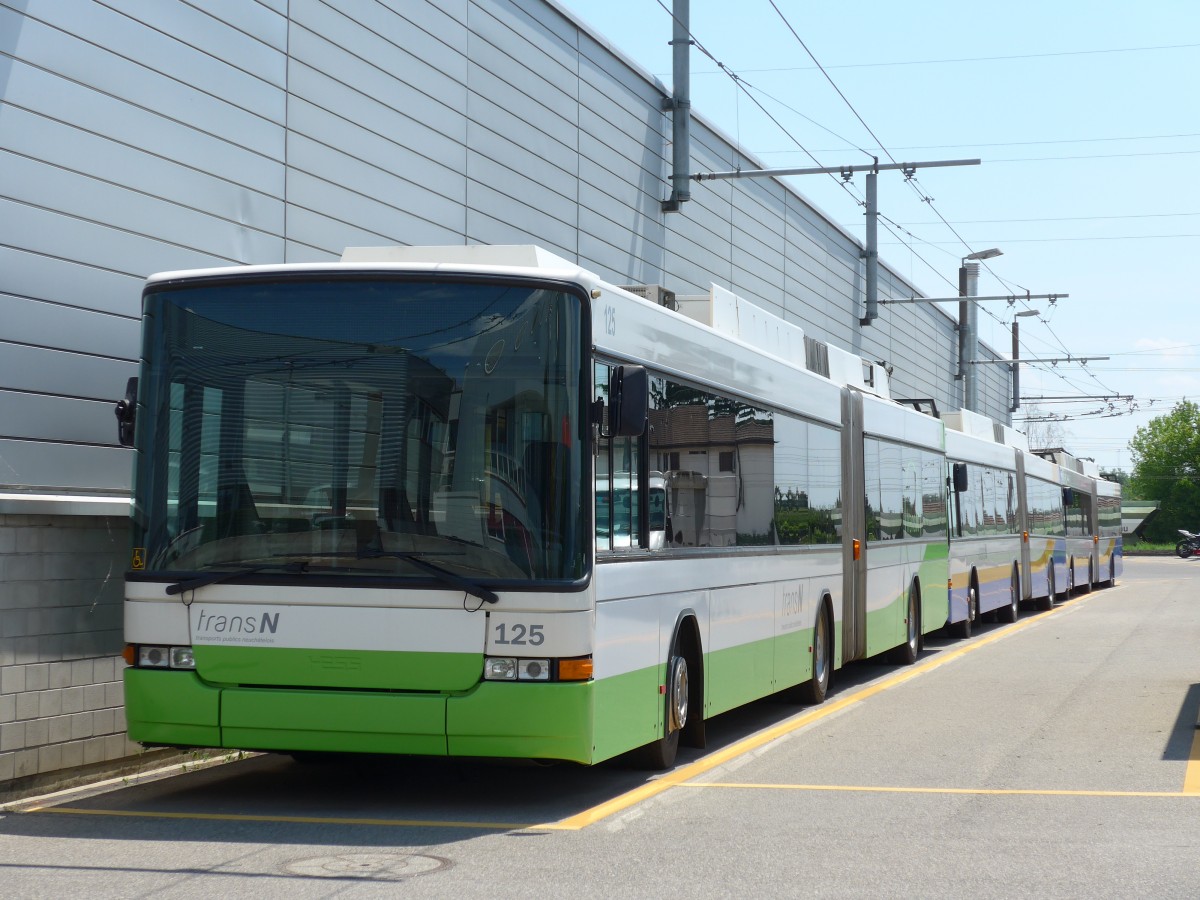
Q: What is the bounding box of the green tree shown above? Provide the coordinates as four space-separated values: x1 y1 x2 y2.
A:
1129 400 1200 541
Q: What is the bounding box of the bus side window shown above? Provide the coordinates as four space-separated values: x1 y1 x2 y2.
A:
595 361 643 552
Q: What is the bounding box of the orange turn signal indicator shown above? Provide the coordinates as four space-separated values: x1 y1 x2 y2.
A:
557 656 594 681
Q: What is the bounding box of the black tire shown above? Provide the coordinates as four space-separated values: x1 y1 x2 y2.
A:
787 604 831 705
1079 560 1094 594
634 648 688 770
888 585 920 665
951 580 976 640
1037 566 1055 611
1177 541 1192 559
997 567 1020 624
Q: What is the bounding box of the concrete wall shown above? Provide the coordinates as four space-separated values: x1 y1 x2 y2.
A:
0 509 135 786
0 0 1011 794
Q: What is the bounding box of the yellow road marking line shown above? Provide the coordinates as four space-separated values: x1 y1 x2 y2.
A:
681 782 1200 799
540 595 1088 830
22 806 531 831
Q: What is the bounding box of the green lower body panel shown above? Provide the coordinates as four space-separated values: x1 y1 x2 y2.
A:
448 681 594 763
125 668 221 747
223 688 448 756
124 668 596 763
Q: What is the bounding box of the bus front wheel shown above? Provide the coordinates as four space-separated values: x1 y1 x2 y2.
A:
634 649 688 770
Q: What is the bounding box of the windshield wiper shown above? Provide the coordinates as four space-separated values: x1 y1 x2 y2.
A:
165 561 310 596
357 549 498 605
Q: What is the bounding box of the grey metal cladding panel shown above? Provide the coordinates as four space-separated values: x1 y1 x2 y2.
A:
732 265 786 313
578 29 665 106
388 0 469 36
664 240 733 299
732 180 789 247
0 391 124 445
88 0 288 85
466 93 579 180
285 48 468 178
576 221 668 287
465 62 578 151
577 210 665 284
0 343 135 403
732 207 787 279
0 248 142 319
0 294 138 361
287 134 467 235
465 127 577 216
170 0 288 48
283 190 464 259
468 5 579 110
289 4 467 113
2 61 285 194
580 108 667 196
301 0 468 74
0 439 132 492
0 198 254 279
0 152 284 266
1 106 285 234
286 66 468 169
465 202 577 261
491 0 580 51
577 179 665 250
1 7 284 151
579 145 662 210
463 65 580 165
284 238 340 264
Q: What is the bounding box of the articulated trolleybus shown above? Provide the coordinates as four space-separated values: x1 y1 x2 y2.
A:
118 244 959 768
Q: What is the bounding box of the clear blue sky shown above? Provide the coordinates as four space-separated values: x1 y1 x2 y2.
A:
559 0 1200 473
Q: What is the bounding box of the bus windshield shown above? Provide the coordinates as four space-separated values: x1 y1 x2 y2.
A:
131 274 587 585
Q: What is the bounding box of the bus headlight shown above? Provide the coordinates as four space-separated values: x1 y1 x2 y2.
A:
130 644 196 670
517 659 550 681
484 657 517 680
483 656 592 682
138 646 171 668
169 646 197 669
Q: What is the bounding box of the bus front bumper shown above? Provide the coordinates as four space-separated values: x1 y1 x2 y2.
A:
124 668 595 764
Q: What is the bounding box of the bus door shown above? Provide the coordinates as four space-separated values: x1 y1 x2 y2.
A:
840 389 867 663
1014 452 1033 600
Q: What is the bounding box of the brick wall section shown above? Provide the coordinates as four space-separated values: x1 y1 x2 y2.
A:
0 514 139 786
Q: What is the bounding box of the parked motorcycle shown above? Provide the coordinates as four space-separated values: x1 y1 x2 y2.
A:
1176 529 1200 558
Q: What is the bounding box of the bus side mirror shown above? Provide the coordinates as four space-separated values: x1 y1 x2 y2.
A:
952 462 968 494
610 365 647 437
1063 487 1075 507
115 377 138 447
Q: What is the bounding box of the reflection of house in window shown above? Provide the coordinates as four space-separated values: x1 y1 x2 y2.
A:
648 398 775 547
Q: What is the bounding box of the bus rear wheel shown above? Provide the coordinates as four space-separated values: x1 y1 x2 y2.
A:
997 567 1020 624
1037 567 1055 611
786 604 831 705
888 585 920 665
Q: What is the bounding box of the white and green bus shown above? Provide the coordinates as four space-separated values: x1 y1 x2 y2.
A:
118 245 948 768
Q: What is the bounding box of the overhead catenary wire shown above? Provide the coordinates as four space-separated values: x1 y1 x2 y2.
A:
655 0 1139 420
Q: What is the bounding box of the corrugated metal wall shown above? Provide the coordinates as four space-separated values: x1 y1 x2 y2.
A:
0 0 1009 498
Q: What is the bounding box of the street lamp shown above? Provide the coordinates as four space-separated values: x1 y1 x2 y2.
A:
959 248 1002 412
